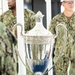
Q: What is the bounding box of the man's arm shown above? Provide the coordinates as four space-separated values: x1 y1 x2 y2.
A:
24 9 36 32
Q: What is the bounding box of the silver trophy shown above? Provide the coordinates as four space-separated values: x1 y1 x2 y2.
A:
13 11 67 75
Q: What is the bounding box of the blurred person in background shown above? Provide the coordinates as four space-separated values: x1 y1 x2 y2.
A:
48 0 75 75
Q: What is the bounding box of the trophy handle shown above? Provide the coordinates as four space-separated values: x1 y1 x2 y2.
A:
12 23 33 74
54 23 67 63
12 23 24 36
44 23 67 75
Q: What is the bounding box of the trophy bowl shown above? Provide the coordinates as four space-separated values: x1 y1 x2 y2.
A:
24 11 67 75
24 11 55 75
25 35 54 75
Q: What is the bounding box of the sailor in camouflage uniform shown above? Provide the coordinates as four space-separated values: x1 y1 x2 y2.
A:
0 0 35 37
0 0 35 75
0 22 17 75
48 0 75 75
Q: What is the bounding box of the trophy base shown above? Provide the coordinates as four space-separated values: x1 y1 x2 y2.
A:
34 72 43 75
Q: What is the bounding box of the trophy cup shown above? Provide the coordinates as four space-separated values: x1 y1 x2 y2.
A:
13 11 67 75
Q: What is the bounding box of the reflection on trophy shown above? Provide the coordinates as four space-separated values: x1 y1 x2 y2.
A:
13 11 67 75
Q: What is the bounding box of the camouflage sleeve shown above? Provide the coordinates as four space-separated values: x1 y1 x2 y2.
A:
0 22 18 75
24 9 36 32
48 13 64 34
0 15 3 22
48 17 58 35
5 28 17 45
